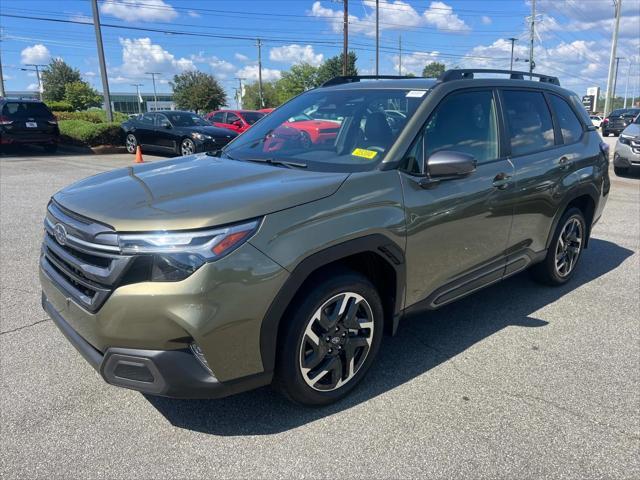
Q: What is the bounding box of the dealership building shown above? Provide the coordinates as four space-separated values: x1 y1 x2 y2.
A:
5 91 175 114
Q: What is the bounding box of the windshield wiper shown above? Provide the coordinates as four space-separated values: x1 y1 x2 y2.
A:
243 157 308 169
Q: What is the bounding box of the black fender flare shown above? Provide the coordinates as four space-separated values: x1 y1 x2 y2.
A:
258 234 405 375
545 182 600 250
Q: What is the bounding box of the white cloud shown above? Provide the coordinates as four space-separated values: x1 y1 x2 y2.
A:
118 37 195 77
100 0 177 22
236 65 281 82
423 1 470 32
393 51 440 75
83 71 97 77
187 10 201 18
481 16 492 25
21 44 50 64
310 0 469 36
269 44 324 66
27 83 40 91
69 13 92 24
234 53 250 62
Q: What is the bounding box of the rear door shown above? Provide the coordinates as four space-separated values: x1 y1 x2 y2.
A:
401 88 515 308
223 112 244 132
154 113 175 150
1 101 57 141
210 112 229 129
135 113 156 147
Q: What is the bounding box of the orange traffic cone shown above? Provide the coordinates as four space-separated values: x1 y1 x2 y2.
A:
135 145 144 163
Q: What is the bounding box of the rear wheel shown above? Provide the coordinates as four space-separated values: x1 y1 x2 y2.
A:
125 133 137 154
531 207 586 286
275 270 384 406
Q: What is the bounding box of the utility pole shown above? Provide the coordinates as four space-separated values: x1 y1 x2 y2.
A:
131 83 143 113
256 39 264 108
375 0 379 76
21 64 46 100
235 77 245 109
91 0 112 121
529 0 536 76
398 35 402 75
145 72 160 111
0 49 5 97
343 0 349 76
623 59 631 108
508 37 517 71
612 56 623 107
604 0 621 117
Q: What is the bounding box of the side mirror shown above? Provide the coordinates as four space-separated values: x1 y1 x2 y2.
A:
161 121 171 129
419 150 476 187
232 119 243 127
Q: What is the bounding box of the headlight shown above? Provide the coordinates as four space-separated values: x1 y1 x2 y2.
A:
619 134 633 146
118 219 259 281
191 132 212 141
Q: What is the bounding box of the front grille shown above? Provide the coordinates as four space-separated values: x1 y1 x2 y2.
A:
40 201 134 313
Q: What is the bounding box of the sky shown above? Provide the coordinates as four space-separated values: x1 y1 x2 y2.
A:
1 0 639 105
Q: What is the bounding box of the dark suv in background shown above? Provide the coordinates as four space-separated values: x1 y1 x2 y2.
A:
0 98 59 152
40 69 609 406
602 108 640 137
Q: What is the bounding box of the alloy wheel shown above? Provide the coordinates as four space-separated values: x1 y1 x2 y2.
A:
554 217 583 277
125 134 137 153
181 139 195 156
299 292 374 392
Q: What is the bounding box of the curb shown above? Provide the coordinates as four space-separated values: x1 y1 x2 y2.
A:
58 144 126 155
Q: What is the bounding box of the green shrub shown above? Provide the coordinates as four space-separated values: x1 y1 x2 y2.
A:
59 120 123 146
53 110 128 123
46 101 73 112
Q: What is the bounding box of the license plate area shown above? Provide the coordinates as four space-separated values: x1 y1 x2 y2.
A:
26 122 38 128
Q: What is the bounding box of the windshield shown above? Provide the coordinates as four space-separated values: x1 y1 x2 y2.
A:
165 112 210 127
242 112 265 125
224 88 428 172
611 108 640 117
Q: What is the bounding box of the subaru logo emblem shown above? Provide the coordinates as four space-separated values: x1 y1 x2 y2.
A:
53 223 67 246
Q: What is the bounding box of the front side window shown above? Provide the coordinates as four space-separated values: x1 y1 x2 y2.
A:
423 89 498 164
549 95 583 144
224 88 428 172
140 113 155 125
502 90 555 156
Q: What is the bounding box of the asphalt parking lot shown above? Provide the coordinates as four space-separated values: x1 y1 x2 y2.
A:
1 138 638 479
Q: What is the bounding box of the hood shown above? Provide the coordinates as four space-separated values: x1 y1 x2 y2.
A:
189 125 237 137
53 155 348 231
622 123 640 138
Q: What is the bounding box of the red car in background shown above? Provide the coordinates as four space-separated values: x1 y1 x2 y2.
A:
205 110 266 133
280 113 341 145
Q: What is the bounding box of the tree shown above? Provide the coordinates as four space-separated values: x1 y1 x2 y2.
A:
242 81 280 109
63 81 102 111
276 63 320 104
171 71 227 113
42 59 82 102
316 52 358 85
422 61 446 78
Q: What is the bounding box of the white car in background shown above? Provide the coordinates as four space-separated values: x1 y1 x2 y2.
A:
590 115 603 128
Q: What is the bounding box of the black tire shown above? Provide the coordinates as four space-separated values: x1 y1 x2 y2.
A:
125 133 138 154
530 207 586 286
601 130 608 137
43 143 58 153
180 138 196 156
614 166 629 176
274 269 384 406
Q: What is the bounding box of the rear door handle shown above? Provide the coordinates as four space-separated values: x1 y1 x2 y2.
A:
492 172 512 189
559 156 572 170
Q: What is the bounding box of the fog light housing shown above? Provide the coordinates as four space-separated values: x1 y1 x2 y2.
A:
190 342 213 375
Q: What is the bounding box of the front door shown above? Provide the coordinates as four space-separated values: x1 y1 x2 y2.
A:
154 113 175 150
401 88 515 309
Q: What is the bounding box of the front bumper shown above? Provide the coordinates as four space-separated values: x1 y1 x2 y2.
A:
614 141 640 168
42 294 271 398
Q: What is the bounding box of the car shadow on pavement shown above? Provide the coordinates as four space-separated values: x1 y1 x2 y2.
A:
145 238 633 436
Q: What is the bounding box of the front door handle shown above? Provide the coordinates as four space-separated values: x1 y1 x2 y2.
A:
492 172 511 189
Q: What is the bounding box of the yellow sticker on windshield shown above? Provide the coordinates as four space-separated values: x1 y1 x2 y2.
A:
352 148 378 159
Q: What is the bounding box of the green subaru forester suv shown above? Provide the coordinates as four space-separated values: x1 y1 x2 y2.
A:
40 70 610 406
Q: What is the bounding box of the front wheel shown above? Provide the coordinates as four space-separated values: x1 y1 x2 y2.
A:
531 207 586 286
180 138 196 156
275 270 384 406
125 133 137 154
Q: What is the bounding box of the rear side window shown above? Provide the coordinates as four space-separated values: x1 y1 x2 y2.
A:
2 102 52 118
502 90 555 156
211 112 225 122
549 95 583 144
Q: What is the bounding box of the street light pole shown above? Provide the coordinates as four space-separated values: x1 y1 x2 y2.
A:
343 0 348 76
145 72 160 111
508 37 517 71
91 0 113 121
529 0 536 76
131 83 143 113
604 0 622 116
375 0 379 76
612 56 623 107
623 60 632 108
256 39 264 108
22 64 46 100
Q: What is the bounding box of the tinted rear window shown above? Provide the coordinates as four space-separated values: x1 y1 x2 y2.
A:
549 95 583 144
502 90 555 156
2 102 53 118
